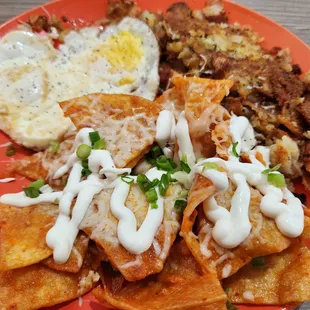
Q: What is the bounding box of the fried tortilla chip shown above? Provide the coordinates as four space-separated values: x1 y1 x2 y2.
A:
0 252 99 310
0 204 57 271
181 175 293 280
3 94 162 184
171 75 232 159
80 182 183 282
224 241 310 305
92 240 227 310
43 232 89 273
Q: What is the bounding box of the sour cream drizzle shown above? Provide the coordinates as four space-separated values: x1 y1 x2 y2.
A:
111 167 166 254
172 111 304 249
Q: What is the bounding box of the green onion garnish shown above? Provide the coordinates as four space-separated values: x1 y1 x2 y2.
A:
30 179 44 190
226 301 239 310
121 175 134 184
81 159 89 169
23 187 40 198
156 155 176 172
225 286 232 295
93 138 106 150
5 144 16 156
151 145 162 158
267 173 286 188
48 140 60 154
152 178 160 187
145 188 158 203
231 142 239 157
89 131 100 145
262 163 281 175
174 199 187 211
159 173 169 196
76 144 91 160
81 168 91 177
251 257 265 268
202 162 219 171
151 202 158 209
181 160 191 174
137 174 153 192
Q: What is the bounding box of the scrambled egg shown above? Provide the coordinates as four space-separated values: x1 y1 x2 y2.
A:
0 17 159 149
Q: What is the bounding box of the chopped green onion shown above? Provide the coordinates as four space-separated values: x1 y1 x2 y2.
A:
76 144 91 160
23 187 40 198
225 286 232 295
145 188 158 203
262 163 281 175
81 159 89 169
89 131 100 145
146 156 156 166
181 160 191 174
5 144 16 156
174 199 187 211
30 179 44 190
267 173 286 188
251 257 265 268
178 189 189 199
151 202 158 209
152 178 160 187
202 162 219 171
93 138 106 150
151 145 162 158
159 173 169 196
48 140 60 154
81 168 92 177
156 155 176 172
121 175 134 184
181 153 187 163
231 142 239 157
137 174 153 192
226 301 239 310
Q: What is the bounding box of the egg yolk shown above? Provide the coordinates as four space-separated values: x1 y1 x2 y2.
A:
95 30 144 71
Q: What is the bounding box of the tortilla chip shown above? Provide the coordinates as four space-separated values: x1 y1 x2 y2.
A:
181 175 292 280
172 75 232 159
3 94 161 183
224 241 310 305
81 182 183 281
92 240 227 310
43 232 89 273
0 253 99 310
0 204 57 271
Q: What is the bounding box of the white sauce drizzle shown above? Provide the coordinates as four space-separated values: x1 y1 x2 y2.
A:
0 177 15 183
110 167 166 255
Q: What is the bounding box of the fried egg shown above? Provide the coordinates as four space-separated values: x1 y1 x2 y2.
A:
0 17 159 149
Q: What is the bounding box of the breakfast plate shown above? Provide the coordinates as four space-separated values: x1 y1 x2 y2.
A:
0 0 309 310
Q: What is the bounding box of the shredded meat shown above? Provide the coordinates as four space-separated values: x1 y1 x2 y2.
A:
297 94 310 125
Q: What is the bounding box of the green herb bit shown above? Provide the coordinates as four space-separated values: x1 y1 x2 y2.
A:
81 159 89 169
89 131 100 145
93 138 106 150
267 173 286 188
231 142 239 158
155 155 176 172
202 162 219 171
137 174 153 192
225 286 232 295
197 157 205 162
23 187 40 198
48 140 60 154
5 144 16 156
181 153 187 163
121 175 134 184
178 190 189 199
174 199 187 211
226 301 239 310
151 145 162 159
159 173 169 196
262 163 281 175
152 178 160 187
145 188 158 203
180 160 191 174
76 144 92 160
151 202 158 209
30 179 44 190
81 168 92 177
251 257 265 268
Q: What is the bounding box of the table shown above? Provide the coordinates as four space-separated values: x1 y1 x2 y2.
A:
0 0 309 45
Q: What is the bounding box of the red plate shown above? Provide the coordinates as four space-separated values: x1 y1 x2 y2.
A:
0 0 309 309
